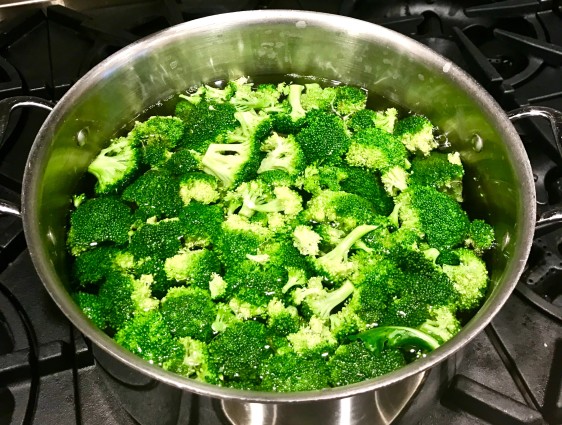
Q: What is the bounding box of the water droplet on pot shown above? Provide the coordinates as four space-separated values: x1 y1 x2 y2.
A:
471 134 483 152
76 128 89 147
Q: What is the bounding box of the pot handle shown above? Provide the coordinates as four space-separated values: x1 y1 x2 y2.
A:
508 106 562 236
0 96 55 218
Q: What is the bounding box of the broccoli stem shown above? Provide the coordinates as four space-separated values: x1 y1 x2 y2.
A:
318 224 379 265
288 84 306 121
352 326 441 354
311 280 355 319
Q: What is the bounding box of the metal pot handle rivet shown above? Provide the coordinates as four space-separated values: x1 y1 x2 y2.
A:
508 105 562 236
0 96 55 218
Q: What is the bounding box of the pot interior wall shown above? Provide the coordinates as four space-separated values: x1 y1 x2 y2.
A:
23 11 533 397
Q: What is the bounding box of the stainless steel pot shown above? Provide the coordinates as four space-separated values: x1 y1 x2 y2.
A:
2 9 561 425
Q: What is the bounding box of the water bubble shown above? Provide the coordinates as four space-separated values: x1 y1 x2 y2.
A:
471 134 484 152
76 127 89 147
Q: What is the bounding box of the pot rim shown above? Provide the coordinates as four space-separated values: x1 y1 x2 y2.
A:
21 9 536 403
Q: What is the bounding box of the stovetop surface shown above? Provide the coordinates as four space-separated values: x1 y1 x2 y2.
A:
0 1 561 425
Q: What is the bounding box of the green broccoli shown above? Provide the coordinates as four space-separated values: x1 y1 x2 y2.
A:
295 109 350 165
129 218 184 260
130 116 186 167
161 286 217 342
163 248 221 289
332 85 367 116
208 320 273 386
67 197 134 256
74 292 106 329
179 172 220 205
394 114 437 156
114 310 183 367
201 110 268 188
87 136 140 195
286 316 337 357
392 185 470 250
163 336 218 383
442 248 489 311
300 83 337 111
295 164 347 195
175 99 238 153
257 132 305 177
260 351 329 391
465 219 495 254
266 298 301 336
328 341 406 387
162 148 201 176
339 166 394 216
122 170 183 219
295 279 355 319
410 152 464 202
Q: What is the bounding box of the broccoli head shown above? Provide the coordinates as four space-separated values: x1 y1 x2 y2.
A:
394 114 438 156
67 196 134 256
260 351 329 392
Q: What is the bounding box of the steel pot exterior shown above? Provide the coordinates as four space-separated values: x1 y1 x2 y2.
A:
21 9 535 406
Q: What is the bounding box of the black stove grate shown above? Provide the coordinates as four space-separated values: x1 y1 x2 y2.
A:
0 1 561 425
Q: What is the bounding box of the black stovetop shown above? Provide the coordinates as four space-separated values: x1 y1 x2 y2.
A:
0 1 561 425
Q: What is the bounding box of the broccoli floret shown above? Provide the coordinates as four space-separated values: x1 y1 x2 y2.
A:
295 109 350 165
442 248 489 311
418 306 461 344
345 127 409 174
162 148 201 176
332 86 367 116
292 225 322 257
347 266 393 326
313 225 379 281
215 214 272 267
163 336 218 383
296 279 355 319
373 108 398 133
260 351 329 392
130 116 186 167
201 110 268 188
256 169 296 188
129 218 184 260
465 219 495 254
295 164 347 195
339 166 394 216
281 267 308 294
160 286 217 342
98 272 158 331
286 316 337 356
257 132 305 177
347 107 398 133
266 298 301 336
208 320 273 386
122 170 183 219
74 292 106 329
67 197 134 256
72 245 122 287
225 180 302 221
229 81 284 112
163 248 221 289
175 99 238 153
224 260 286 313
381 165 410 196
179 172 220 205
88 136 140 195
114 310 183 367
304 190 379 233
410 152 464 201
134 257 175 298
392 185 470 250
211 302 240 333
208 272 227 300
328 341 406 387
300 83 337 111
394 115 437 156
329 305 366 341
178 202 224 245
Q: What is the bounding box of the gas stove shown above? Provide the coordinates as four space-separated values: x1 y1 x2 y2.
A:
0 1 560 425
